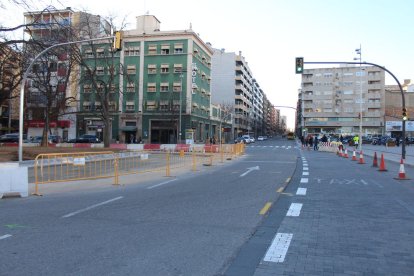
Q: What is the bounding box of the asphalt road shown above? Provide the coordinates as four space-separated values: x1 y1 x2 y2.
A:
0 138 299 276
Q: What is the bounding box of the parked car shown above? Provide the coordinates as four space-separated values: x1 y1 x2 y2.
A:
242 135 254 143
69 134 101 143
30 135 62 144
257 136 264 141
234 137 245 144
0 133 27 143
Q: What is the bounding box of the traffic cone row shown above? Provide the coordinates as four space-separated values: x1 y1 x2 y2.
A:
335 147 409 180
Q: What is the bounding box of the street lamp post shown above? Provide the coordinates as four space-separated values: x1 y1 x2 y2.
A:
354 45 363 151
18 36 116 162
178 71 187 144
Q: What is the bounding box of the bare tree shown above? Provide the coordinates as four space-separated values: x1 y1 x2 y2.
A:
75 13 127 147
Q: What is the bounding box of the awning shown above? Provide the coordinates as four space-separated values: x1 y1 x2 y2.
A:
119 126 137 132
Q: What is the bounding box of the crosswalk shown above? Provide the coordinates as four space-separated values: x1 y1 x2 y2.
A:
247 145 296 150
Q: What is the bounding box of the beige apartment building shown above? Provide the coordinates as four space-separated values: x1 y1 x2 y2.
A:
300 65 385 136
385 79 414 136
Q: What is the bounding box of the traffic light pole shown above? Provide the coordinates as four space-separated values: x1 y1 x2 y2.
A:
304 61 407 160
18 35 116 162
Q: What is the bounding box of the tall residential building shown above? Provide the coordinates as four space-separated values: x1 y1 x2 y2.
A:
79 15 213 144
211 49 265 138
299 65 385 136
23 7 109 140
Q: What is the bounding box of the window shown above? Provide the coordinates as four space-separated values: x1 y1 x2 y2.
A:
96 66 104 75
132 47 140 56
173 82 182 92
146 100 157 110
109 101 116 111
108 66 116 75
344 107 354 113
173 64 183 73
83 84 92 93
148 44 157 55
147 83 156 92
343 90 354 95
160 100 170 110
160 82 169 92
161 64 169 74
126 101 135 111
161 44 170 55
324 73 333 78
126 82 135 92
94 101 102 111
96 83 104 93
148 64 157 74
127 65 136 75
125 46 140 56
96 48 105 58
174 43 183 54
84 49 93 58
83 101 91 111
173 100 180 111
109 84 116 93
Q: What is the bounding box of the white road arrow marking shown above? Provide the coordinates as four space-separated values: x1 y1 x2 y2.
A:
240 166 260 177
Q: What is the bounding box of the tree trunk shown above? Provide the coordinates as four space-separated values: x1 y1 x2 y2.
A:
41 113 49 147
103 117 111 148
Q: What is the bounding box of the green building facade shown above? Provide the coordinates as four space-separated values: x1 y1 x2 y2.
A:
78 15 215 144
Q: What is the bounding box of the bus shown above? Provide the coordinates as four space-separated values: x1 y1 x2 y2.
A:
287 132 295 140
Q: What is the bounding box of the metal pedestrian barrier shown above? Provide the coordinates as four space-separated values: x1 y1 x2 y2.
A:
33 144 245 195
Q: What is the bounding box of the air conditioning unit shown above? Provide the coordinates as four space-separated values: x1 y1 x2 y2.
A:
86 120 93 126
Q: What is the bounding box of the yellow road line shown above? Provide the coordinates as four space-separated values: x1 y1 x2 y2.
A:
285 177 291 184
260 202 272 215
276 187 284 193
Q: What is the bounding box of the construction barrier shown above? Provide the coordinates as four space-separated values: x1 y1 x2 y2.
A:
32 144 245 195
318 141 343 153
34 151 118 195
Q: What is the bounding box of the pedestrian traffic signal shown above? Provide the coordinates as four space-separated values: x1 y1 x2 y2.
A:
295 57 304 74
113 31 122 51
402 108 408 121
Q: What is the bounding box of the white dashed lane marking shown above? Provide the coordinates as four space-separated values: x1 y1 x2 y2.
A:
263 233 293 263
296 188 307 195
0 234 12 240
286 203 303 217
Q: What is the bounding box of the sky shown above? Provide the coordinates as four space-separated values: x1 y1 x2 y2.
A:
2 0 413 129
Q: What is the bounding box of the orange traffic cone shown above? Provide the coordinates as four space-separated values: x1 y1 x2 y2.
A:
378 153 387 171
358 150 365 164
343 149 349 158
394 158 410 180
351 150 358 161
338 149 343 157
372 152 378 167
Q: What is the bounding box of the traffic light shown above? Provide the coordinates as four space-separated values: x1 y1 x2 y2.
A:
402 108 408 121
113 31 122 51
295 57 304 74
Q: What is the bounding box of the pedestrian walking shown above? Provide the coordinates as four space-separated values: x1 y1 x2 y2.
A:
308 135 313 150
313 135 319 151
